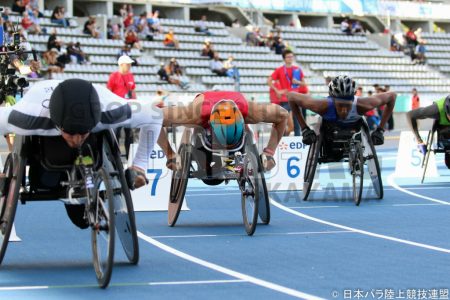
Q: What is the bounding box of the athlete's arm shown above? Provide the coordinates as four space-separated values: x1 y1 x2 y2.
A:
287 92 327 129
357 92 397 129
245 102 288 154
406 104 439 143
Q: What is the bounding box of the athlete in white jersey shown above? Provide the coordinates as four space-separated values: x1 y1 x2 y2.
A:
0 79 163 188
287 75 397 145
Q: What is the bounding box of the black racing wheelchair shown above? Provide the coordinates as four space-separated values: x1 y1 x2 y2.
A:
168 126 270 236
0 130 139 288
303 117 383 205
421 121 450 183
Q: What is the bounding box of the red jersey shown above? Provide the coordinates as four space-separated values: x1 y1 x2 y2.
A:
412 95 420 110
270 65 308 103
200 91 249 127
107 71 136 99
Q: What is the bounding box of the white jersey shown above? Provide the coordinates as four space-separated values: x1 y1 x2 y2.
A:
0 80 163 170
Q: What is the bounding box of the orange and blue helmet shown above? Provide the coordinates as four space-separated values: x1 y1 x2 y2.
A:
209 100 245 149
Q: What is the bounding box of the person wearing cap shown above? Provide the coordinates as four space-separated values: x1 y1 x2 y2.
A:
0 79 163 190
107 55 137 158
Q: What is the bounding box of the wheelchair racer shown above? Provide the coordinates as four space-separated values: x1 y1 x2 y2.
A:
406 95 450 168
0 78 163 189
287 75 397 147
158 90 289 172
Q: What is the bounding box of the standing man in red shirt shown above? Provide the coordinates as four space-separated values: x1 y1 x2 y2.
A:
267 49 308 136
107 55 136 158
411 88 420 110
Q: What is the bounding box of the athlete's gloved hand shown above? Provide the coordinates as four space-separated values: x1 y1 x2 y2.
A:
302 127 317 145
417 143 427 155
371 127 385 146
125 166 149 190
260 152 276 172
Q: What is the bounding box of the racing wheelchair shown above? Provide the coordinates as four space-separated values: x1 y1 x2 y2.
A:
302 117 383 205
167 126 270 236
421 121 450 183
0 129 139 288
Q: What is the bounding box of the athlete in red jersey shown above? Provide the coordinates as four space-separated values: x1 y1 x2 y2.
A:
159 91 288 171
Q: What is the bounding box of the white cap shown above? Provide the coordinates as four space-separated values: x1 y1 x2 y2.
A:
118 55 134 65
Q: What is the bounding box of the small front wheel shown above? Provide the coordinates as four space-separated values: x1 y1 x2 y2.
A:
241 151 259 236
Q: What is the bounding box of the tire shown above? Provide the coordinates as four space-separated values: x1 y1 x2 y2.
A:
241 149 259 236
254 146 270 225
168 144 192 227
352 143 364 206
362 124 383 199
104 132 139 264
303 135 322 201
91 168 115 289
0 151 25 265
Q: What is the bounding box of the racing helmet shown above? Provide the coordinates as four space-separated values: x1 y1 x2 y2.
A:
209 100 245 149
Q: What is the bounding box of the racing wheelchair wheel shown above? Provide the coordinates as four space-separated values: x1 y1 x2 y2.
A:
91 167 115 288
103 131 139 264
0 139 26 265
168 144 192 227
350 140 364 206
240 147 260 236
362 123 383 199
303 134 322 201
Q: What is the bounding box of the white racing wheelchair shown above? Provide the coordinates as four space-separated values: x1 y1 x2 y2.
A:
421 121 450 183
167 125 270 236
0 130 139 288
303 118 383 205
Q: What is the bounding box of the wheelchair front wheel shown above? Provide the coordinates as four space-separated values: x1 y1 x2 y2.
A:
0 152 25 265
241 150 259 236
351 143 364 206
303 135 322 201
91 167 115 288
168 144 192 227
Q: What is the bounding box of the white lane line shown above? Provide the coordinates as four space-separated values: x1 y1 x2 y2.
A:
138 231 325 300
387 174 450 205
289 203 444 209
270 199 450 254
0 286 48 291
148 279 245 286
151 230 353 239
0 280 246 291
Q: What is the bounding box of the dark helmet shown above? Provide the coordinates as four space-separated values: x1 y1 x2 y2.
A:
49 79 101 134
328 75 356 100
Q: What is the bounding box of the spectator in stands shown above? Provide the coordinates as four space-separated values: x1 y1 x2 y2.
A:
47 29 63 52
21 11 42 35
210 52 228 76
117 44 131 59
341 18 352 35
355 86 363 97
411 88 420 110
195 15 211 36
12 0 26 14
107 55 137 157
272 36 286 55
157 61 188 89
352 21 364 35
30 7 45 34
201 39 215 59
390 34 402 51
107 20 121 40
67 42 88 64
223 55 240 83
125 29 143 52
148 10 163 35
42 48 64 78
51 6 69 27
167 58 189 89
268 49 307 136
123 12 135 31
1 7 11 22
136 12 153 41
29 0 43 16
119 4 129 18
246 27 264 46
232 19 241 28
414 40 426 64
163 28 180 49
83 16 100 38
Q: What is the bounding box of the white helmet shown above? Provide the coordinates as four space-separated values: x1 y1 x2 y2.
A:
328 75 356 99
